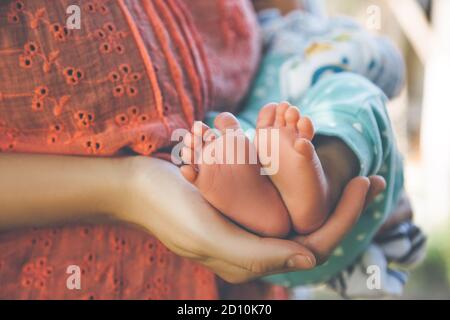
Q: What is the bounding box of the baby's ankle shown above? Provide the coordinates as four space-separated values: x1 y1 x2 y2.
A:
315 136 359 209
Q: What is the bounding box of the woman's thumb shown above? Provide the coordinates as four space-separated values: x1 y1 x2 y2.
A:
217 234 316 276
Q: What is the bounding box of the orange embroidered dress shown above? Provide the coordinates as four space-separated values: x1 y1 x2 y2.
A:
0 0 264 299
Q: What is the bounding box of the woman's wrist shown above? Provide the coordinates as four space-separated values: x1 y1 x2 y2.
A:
112 156 176 233
115 155 217 238
91 156 133 222
107 156 146 225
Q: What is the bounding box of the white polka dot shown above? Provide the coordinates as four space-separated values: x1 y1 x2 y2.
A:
329 122 337 128
375 194 384 203
373 211 382 219
333 246 344 256
353 122 363 133
356 233 366 241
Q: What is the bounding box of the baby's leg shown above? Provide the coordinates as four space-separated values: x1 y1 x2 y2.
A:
255 102 331 234
180 112 291 237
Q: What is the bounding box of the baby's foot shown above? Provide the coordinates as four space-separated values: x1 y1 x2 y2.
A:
255 102 331 234
180 112 291 237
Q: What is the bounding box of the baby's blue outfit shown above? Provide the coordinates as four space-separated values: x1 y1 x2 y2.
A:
205 10 406 286
265 72 404 286
239 9 404 124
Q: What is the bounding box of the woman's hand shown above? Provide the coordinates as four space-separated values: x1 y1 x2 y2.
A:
120 156 384 283
118 156 313 283
293 175 386 264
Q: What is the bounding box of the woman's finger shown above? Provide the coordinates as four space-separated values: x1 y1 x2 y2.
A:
201 240 317 284
204 223 317 277
202 258 254 284
294 176 371 264
177 204 317 277
365 175 386 208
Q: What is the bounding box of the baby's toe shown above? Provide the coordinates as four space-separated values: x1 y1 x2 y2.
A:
214 112 242 133
183 132 195 148
180 165 198 184
192 121 210 139
274 102 290 128
256 103 277 129
285 105 300 129
297 116 315 141
181 145 195 165
294 138 315 160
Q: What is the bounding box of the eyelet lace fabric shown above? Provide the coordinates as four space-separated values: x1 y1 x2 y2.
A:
0 224 219 299
0 0 279 299
0 0 259 156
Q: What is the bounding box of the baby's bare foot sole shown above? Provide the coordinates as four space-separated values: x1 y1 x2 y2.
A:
256 102 331 234
180 112 291 237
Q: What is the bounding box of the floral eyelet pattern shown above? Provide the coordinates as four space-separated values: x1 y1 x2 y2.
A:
0 0 259 157
0 0 262 299
0 224 220 299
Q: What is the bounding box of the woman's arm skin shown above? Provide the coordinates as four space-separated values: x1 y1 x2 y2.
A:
0 153 130 229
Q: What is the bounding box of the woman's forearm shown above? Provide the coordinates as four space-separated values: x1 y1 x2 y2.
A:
0 153 129 230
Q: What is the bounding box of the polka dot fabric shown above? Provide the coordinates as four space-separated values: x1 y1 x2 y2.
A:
0 0 272 299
